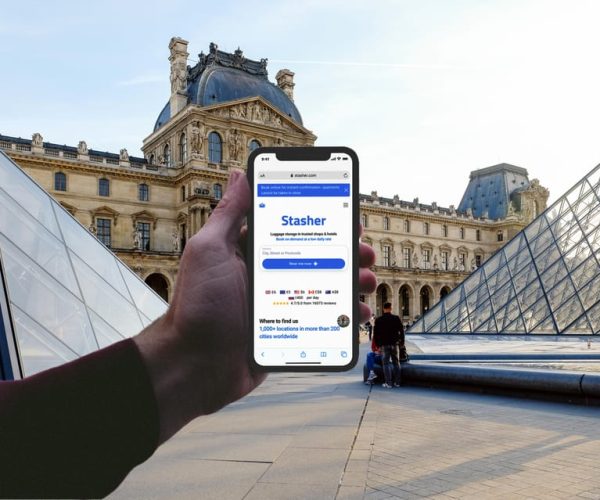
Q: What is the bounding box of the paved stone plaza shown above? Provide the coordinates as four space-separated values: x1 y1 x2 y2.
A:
109 342 600 499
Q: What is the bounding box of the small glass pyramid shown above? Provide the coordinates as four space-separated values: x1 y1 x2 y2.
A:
410 163 600 335
0 151 168 378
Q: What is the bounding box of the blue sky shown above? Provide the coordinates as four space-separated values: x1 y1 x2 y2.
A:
2 0 600 207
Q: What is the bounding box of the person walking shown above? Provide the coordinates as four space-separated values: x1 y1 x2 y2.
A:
373 302 403 388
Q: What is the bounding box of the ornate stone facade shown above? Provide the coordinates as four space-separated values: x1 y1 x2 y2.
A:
361 165 550 325
0 39 315 301
0 38 549 318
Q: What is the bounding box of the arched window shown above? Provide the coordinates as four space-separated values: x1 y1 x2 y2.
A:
459 227 465 239
476 229 481 241
54 172 67 191
214 183 223 200
139 183 149 202
249 139 261 153
361 213 368 228
442 224 448 237
179 133 187 164
98 178 110 197
423 222 430 235
383 216 390 230
400 286 411 317
208 132 222 163
404 219 410 232
164 144 171 167
420 286 431 315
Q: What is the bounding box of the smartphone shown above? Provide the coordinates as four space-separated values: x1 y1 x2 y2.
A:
247 147 359 371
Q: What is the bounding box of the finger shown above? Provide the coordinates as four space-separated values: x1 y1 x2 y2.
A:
359 268 377 294
204 170 251 245
359 301 372 323
359 242 375 268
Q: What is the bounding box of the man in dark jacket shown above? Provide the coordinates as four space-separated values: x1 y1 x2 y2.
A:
373 302 404 388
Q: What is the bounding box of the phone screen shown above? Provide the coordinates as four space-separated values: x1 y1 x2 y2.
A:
248 147 358 370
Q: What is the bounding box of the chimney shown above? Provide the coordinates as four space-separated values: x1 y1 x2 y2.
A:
276 69 295 101
169 37 189 116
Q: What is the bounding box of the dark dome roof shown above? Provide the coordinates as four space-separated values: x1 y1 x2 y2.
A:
154 45 302 131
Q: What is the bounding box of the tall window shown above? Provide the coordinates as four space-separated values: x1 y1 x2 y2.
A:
459 252 466 270
442 224 448 237
497 230 504 242
137 222 151 251
96 218 111 247
54 172 67 191
361 213 368 228
139 183 149 202
400 287 410 317
476 229 481 241
460 227 465 239
403 219 410 232
208 132 222 163
181 185 186 201
382 245 391 267
164 144 171 167
179 133 187 164
441 251 449 270
403 247 411 268
214 183 223 200
249 139 261 153
423 222 430 235
422 249 431 269
383 216 390 230
475 254 482 267
98 178 110 197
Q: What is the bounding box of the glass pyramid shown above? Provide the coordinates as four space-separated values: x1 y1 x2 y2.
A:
0 151 168 379
410 163 600 335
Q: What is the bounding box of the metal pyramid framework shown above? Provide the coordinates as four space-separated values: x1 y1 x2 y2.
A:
0 151 168 379
410 163 600 335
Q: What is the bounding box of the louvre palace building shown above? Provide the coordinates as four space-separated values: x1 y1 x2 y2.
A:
0 37 549 322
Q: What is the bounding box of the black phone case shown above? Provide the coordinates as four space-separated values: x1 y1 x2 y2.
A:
247 146 360 372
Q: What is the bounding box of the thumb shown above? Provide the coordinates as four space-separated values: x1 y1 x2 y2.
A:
204 170 251 245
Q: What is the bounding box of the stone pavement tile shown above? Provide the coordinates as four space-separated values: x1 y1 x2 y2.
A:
364 486 397 499
346 458 370 473
337 485 366 500
244 481 338 500
153 431 292 463
182 402 310 435
340 470 368 487
107 459 269 500
259 447 349 486
578 492 600 500
288 425 356 449
349 449 372 461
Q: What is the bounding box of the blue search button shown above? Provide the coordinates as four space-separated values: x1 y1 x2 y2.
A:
262 258 346 270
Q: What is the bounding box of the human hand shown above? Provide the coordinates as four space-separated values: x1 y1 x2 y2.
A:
135 170 376 443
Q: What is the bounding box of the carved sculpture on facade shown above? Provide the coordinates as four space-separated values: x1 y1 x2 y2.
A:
433 254 439 270
77 141 88 155
453 256 459 270
190 121 205 158
133 229 142 250
119 148 129 161
172 231 180 253
412 251 419 269
228 128 243 162
169 55 187 94
32 133 43 147
88 223 97 235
